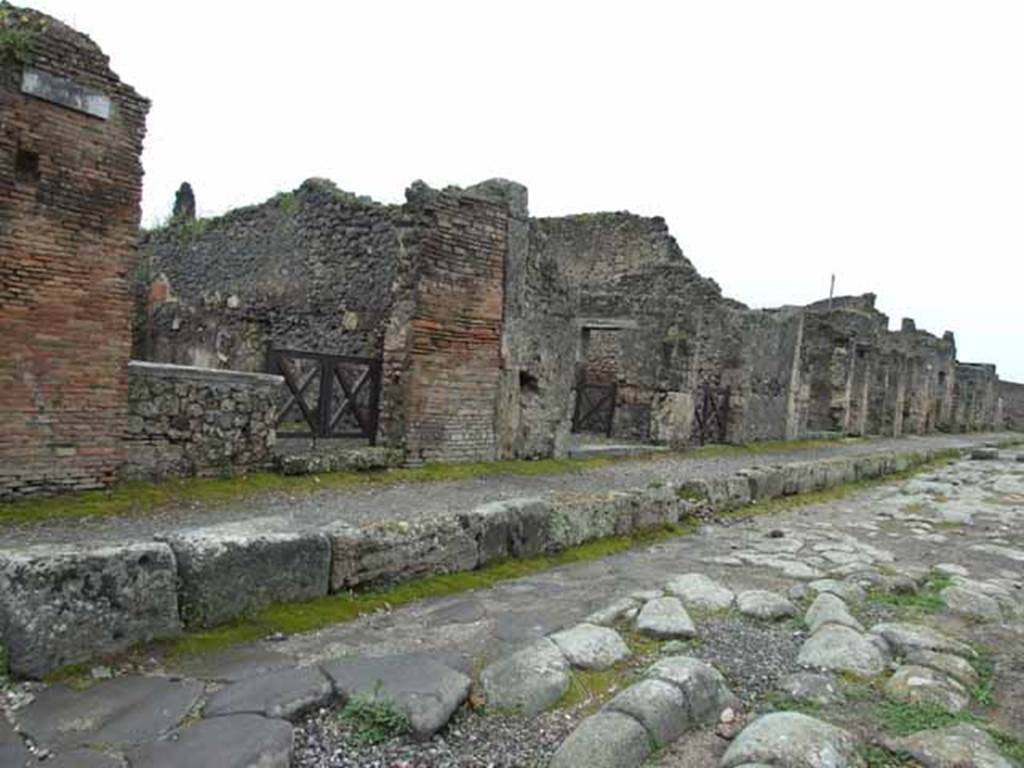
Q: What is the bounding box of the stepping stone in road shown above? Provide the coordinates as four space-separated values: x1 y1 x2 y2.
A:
480 638 570 716
604 678 688 747
322 654 471 739
665 573 735 611
645 656 737 724
720 711 862 768
870 622 975 659
884 665 969 714
584 597 640 626
806 578 866 604
14 676 204 751
934 563 970 577
940 584 1003 622
736 590 797 621
129 714 292 768
549 623 632 670
548 710 651 768
882 723 1016 768
903 649 979 690
797 624 887 678
636 597 698 639
777 672 845 706
804 593 863 634
203 665 333 720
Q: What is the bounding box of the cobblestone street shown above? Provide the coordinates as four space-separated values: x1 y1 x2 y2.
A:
4 440 1023 766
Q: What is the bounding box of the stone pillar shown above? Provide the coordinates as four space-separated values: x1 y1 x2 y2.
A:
0 7 149 498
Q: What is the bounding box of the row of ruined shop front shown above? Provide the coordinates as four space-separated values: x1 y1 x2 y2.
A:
2 7 1020 502
134 176 1024 469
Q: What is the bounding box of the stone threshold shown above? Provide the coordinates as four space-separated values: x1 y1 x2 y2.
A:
0 439 1007 679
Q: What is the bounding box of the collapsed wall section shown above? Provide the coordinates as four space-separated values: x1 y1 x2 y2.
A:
137 179 400 370
0 7 149 499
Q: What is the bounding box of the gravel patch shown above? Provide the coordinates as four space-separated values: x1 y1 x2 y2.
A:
688 615 806 706
293 705 579 767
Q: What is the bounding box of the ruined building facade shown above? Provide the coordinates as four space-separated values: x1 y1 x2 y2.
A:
1 7 1020 499
136 177 1024 464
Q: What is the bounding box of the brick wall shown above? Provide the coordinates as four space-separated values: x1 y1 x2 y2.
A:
123 361 282 479
380 184 508 463
0 7 148 499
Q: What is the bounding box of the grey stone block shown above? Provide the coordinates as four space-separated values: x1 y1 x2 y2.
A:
15 676 203 750
161 526 330 628
329 516 479 592
204 666 333 720
42 749 123 768
457 497 551 565
645 656 737 724
549 711 651 768
605 678 687 747
636 597 697 639
0 542 180 678
129 714 293 768
721 712 862 768
480 638 570 715
322 654 471 739
0 718 30 767
545 494 622 551
549 623 631 670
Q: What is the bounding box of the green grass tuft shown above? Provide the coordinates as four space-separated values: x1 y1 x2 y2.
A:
338 686 409 745
867 573 953 617
860 745 917 767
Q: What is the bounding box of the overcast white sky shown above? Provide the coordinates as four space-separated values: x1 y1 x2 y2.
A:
32 1 1024 380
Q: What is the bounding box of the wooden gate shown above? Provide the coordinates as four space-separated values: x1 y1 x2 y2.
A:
268 348 381 442
572 381 618 436
693 382 730 445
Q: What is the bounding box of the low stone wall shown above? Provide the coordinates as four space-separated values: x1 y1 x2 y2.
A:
0 441 996 678
124 361 283 479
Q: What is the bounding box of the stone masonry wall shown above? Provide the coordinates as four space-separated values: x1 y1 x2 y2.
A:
953 363 1000 432
137 178 400 371
999 380 1024 431
123 361 283 479
0 7 149 499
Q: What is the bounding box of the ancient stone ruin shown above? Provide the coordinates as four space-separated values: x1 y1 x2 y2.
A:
1 4 1023 500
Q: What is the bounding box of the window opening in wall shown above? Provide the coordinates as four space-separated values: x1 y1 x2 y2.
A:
15 148 40 183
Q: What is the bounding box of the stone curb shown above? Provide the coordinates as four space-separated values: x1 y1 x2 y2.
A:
0 443 970 677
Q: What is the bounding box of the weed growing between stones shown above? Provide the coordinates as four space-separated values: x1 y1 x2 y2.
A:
338 687 409 745
867 573 952 617
860 745 916 767
970 652 996 706
557 667 635 713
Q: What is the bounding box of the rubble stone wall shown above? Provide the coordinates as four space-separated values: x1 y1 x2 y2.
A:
137 179 400 371
0 7 149 499
123 361 283 479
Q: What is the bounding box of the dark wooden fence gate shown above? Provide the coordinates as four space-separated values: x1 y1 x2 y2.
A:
572 381 618 436
693 382 730 445
268 348 381 442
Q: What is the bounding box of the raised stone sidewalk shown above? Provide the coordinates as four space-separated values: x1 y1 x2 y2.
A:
0 433 1015 679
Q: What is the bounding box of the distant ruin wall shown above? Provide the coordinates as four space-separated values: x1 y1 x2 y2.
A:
953 363 1000 432
124 361 282 479
137 179 400 371
998 380 1024 431
0 8 149 500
